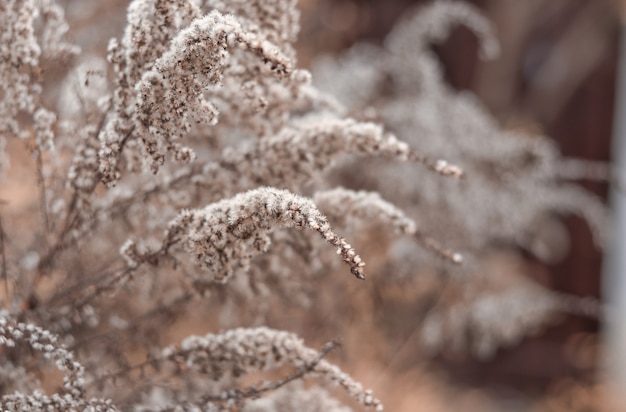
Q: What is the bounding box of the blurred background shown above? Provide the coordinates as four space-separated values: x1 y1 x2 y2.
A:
45 0 624 410
299 1 618 409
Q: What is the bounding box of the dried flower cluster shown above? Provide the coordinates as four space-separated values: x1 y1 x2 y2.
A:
158 327 383 410
0 0 608 410
0 316 116 411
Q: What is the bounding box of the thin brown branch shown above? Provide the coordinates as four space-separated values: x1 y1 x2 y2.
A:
0 214 8 308
33 148 50 241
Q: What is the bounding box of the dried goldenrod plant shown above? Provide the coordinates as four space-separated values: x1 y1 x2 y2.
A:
0 0 608 410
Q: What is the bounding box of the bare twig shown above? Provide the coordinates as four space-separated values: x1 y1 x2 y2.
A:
33 148 50 240
0 214 8 307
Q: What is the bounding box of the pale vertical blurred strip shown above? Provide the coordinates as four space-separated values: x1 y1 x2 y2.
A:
604 16 626 397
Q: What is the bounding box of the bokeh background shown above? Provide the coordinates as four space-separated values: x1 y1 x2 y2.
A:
299 1 618 409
